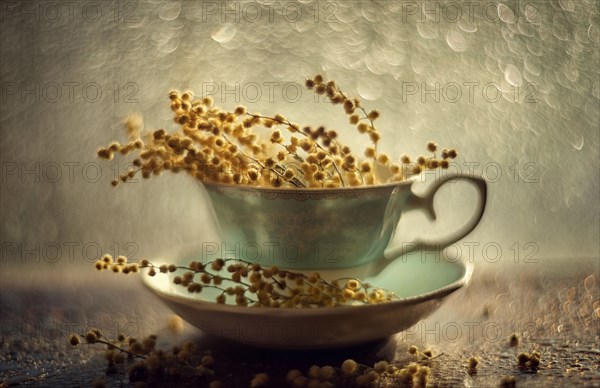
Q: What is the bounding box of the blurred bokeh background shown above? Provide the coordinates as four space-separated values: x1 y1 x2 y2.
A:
1 0 598 276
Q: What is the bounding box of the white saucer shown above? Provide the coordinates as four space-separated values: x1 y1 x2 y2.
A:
142 254 473 349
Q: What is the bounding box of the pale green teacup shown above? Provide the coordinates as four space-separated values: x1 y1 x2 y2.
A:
194 173 486 275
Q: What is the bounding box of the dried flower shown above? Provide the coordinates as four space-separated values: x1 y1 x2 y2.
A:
427 141 437 152
367 110 380 121
85 331 98 344
341 359 358 376
250 372 269 387
99 76 458 189
167 315 184 335
69 334 81 346
97 255 399 309
500 376 517 387
509 333 519 347
468 356 479 370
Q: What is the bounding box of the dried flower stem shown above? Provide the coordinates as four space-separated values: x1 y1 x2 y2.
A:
96 254 399 308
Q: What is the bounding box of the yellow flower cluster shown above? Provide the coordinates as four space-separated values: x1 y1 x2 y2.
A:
96 254 398 308
98 75 458 188
285 358 432 387
517 350 542 370
71 326 444 387
71 319 487 387
69 327 222 385
95 254 140 273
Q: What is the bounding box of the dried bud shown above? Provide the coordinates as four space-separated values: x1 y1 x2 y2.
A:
367 110 380 121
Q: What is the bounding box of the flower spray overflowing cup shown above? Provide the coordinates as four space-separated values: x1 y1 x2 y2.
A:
197 173 487 278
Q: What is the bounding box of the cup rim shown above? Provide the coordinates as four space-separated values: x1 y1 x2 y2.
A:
200 175 418 193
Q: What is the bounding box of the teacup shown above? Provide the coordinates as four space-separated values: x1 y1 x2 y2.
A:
194 173 486 277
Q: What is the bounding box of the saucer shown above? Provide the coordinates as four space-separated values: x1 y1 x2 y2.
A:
142 253 473 349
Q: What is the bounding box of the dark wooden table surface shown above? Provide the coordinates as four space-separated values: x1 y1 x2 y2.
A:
1 258 599 387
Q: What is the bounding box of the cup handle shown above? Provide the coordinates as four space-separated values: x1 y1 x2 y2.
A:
384 173 487 259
